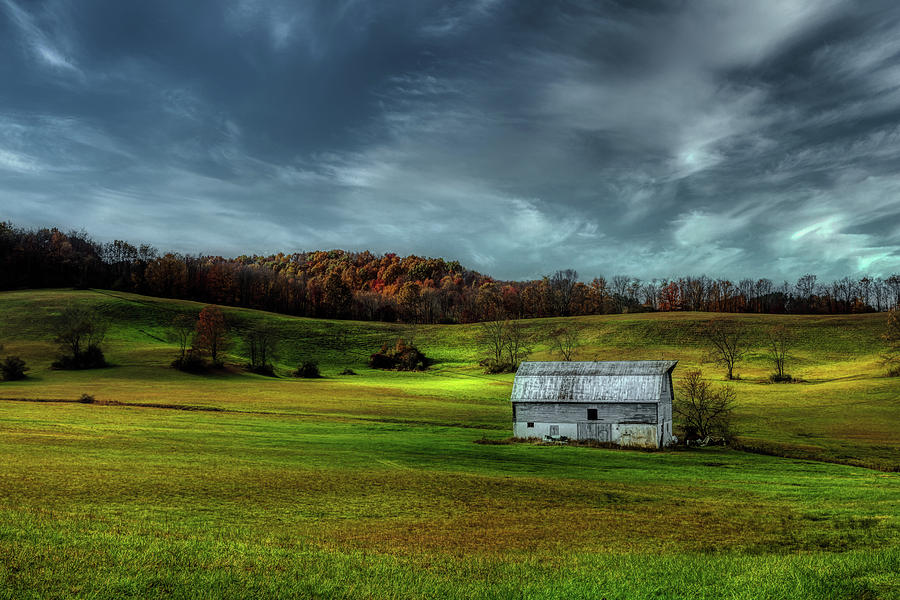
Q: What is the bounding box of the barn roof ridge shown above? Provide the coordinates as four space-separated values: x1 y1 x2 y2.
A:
511 360 677 403
515 360 677 377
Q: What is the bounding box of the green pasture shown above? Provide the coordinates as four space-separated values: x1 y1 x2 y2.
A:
0 289 898 598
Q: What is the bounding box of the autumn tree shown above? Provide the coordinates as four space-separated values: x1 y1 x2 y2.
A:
766 325 793 382
548 324 581 361
882 307 900 376
323 270 352 318
700 319 748 380
194 305 229 366
674 370 737 441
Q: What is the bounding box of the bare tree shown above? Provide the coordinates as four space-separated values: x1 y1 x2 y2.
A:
503 319 532 370
170 313 195 363
478 318 506 368
795 273 817 300
548 325 581 361
245 323 279 374
881 307 900 376
700 320 748 380
549 269 578 316
766 325 792 382
611 275 630 312
478 317 532 373
674 370 737 441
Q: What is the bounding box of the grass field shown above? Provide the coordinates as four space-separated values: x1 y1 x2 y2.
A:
1 289 898 598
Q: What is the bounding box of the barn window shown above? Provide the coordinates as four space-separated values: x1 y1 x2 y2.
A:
526 422 534 428
550 425 559 436
587 408 598 420
512 404 517 419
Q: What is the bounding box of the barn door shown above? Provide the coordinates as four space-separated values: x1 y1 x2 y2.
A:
577 422 610 442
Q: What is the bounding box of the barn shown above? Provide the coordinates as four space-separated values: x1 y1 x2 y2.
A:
510 360 677 448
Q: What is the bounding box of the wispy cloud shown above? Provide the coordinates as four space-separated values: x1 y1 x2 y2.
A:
1 1 899 281
1 0 80 75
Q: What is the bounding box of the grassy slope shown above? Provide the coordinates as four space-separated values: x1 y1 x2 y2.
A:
0 289 898 599
1 288 897 469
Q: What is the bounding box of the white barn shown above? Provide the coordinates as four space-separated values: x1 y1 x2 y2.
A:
510 360 677 448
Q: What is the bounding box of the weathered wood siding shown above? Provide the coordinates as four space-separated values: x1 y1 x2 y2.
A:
612 424 658 448
577 422 612 441
514 402 658 424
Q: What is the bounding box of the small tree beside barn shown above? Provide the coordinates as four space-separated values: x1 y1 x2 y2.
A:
510 361 676 448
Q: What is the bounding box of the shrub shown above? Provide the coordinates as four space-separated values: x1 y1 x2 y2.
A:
78 393 95 404
52 344 107 370
769 373 794 383
0 355 28 381
480 359 516 374
246 364 276 377
368 338 428 371
171 349 206 373
293 361 321 378
339 368 357 375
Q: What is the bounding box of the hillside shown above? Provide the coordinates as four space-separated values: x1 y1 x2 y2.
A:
0 288 897 470
0 289 898 598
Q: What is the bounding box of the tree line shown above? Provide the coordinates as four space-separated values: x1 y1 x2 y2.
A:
3 222 900 324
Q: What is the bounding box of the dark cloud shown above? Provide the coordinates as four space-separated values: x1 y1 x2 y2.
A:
1 0 899 281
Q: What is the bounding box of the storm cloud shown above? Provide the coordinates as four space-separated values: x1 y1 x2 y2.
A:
2 0 899 280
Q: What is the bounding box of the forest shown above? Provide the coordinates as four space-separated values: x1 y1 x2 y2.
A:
2 221 899 324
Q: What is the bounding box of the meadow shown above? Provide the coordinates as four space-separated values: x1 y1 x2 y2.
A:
0 289 898 599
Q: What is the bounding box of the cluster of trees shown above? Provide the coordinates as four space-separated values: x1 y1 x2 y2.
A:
171 306 232 372
700 320 796 383
368 339 429 371
4 223 900 324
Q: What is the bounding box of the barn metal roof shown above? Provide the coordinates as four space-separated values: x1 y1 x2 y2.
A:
511 360 677 403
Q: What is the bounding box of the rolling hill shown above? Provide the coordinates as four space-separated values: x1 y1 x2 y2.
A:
0 289 898 599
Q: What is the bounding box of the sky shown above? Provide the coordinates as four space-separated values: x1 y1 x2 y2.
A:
1 0 900 282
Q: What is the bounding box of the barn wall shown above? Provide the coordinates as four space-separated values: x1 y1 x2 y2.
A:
513 421 577 439
611 424 658 448
512 419 662 447
658 372 674 446
515 402 658 424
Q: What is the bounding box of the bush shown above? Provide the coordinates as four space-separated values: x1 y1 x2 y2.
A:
368 338 428 371
52 344 107 370
78 393 95 404
293 361 321 378
479 359 516 374
171 349 206 373
339 368 357 375
0 355 28 381
769 373 794 383
246 364 276 377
